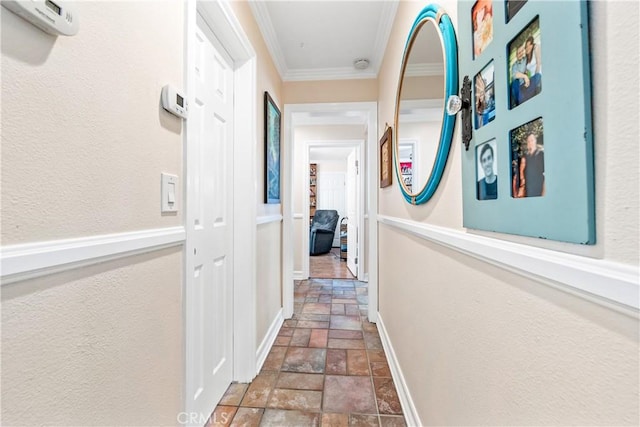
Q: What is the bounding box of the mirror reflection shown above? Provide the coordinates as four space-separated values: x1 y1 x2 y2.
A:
396 19 445 196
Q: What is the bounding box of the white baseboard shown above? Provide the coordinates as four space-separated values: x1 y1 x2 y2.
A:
363 273 369 282
293 271 304 280
257 214 283 225
255 308 284 373
377 312 422 427
1 226 186 285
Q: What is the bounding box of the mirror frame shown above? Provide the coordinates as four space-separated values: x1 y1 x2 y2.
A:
393 4 458 205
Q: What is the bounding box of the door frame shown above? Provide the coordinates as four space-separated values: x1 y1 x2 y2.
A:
302 140 364 281
283 102 378 323
184 0 258 416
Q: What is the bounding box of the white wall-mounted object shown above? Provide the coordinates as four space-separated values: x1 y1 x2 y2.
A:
2 0 79 36
161 85 188 119
161 173 178 213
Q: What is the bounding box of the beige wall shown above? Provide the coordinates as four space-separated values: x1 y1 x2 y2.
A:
283 79 377 104
1 1 183 245
256 222 283 347
1 248 184 426
1 2 185 425
377 0 639 425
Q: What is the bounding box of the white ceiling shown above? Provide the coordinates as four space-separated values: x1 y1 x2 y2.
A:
249 0 399 81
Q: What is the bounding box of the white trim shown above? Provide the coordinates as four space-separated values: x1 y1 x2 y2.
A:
285 67 377 82
376 313 422 427
363 273 369 282
283 102 378 322
378 215 640 312
293 213 304 220
0 227 185 285
257 215 283 225
255 308 284 373
293 271 304 280
247 0 287 79
370 1 399 76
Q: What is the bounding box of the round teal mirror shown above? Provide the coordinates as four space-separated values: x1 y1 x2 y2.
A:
394 4 458 205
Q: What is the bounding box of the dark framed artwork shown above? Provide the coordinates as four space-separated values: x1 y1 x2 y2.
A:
458 0 594 244
379 126 393 188
264 92 281 204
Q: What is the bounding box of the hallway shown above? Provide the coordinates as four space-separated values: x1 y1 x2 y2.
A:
310 248 355 280
208 278 405 426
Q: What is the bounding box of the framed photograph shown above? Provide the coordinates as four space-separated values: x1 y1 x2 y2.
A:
458 1 594 244
510 118 544 198
379 126 393 188
505 0 527 22
508 17 542 109
476 138 498 200
264 92 281 204
472 0 493 58
474 61 496 130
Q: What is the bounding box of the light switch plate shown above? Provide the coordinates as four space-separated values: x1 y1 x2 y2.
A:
161 173 178 213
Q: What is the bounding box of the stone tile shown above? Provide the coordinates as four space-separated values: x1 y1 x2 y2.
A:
302 303 331 314
297 320 330 329
261 346 287 372
329 330 363 339
309 329 328 348
331 303 346 315
356 295 368 305
205 405 237 426
229 408 263 427
363 332 383 350
274 335 291 346
240 372 278 407
267 389 322 411
290 328 311 347
259 409 320 427
319 295 333 303
371 361 392 377
283 319 298 328
276 373 324 391
322 413 349 427
367 349 387 363
305 297 320 303
373 377 403 415
297 313 331 322
330 315 362 330
349 414 379 427
345 304 361 316
282 348 326 373
332 298 358 304
323 376 377 414
326 349 347 375
328 338 365 349
278 327 294 337
219 383 248 406
379 415 407 427
347 350 370 375
362 322 378 333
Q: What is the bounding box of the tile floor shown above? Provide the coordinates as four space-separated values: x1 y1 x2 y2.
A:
309 248 355 280
207 278 405 427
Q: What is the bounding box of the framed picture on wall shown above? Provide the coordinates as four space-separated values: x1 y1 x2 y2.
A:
379 126 393 188
264 91 281 204
458 0 594 244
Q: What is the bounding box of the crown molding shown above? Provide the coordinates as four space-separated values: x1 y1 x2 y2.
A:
405 62 445 77
284 67 377 82
248 0 287 79
370 1 399 74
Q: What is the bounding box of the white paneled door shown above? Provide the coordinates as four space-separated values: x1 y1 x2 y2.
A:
185 14 234 424
346 149 358 277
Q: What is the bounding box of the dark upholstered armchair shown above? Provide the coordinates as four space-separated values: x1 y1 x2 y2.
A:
310 210 339 255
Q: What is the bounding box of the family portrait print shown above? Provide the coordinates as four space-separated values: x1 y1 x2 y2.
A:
476 139 498 200
508 17 542 109
510 117 544 198
474 61 496 130
505 0 527 22
472 0 493 58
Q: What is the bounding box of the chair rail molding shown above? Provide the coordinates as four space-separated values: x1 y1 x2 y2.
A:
378 215 639 313
1 226 186 285
257 214 283 225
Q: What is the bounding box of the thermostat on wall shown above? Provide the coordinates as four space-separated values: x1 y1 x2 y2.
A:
161 85 188 119
2 0 79 36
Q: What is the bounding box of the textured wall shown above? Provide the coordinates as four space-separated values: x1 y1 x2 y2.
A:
1 2 184 245
283 79 377 104
377 0 639 424
1 248 184 426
